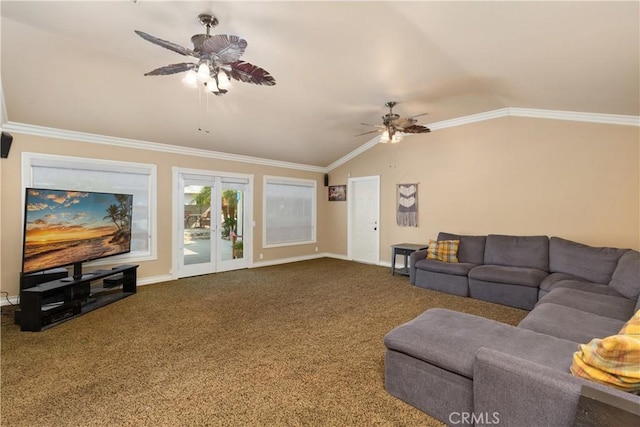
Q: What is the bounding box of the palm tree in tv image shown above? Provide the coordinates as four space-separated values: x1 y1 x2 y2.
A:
103 194 132 245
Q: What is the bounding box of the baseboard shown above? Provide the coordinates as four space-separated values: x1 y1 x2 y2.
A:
1 295 19 307
251 252 328 268
324 252 350 261
137 274 174 287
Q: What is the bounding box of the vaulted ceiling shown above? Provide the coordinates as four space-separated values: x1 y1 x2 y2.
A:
1 1 638 167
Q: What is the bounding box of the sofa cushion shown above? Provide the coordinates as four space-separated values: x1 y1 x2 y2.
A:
438 232 486 265
539 273 623 297
610 250 640 300
384 308 577 379
549 237 627 284
570 310 640 392
518 303 626 343
413 269 470 297
468 265 547 288
484 234 549 271
536 288 636 321
414 259 476 277
426 239 459 263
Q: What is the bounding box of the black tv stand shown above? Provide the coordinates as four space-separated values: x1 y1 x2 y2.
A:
60 274 94 283
19 264 138 332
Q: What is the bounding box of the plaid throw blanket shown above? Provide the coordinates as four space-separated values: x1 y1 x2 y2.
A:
397 183 418 227
571 310 640 392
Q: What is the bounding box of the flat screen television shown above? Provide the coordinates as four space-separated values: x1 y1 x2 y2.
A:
21 188 133 281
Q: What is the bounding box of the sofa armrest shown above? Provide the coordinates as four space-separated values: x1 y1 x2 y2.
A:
473 347 640 427
409 249 428 285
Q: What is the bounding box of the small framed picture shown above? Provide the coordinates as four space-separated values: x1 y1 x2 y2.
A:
329 185 346 201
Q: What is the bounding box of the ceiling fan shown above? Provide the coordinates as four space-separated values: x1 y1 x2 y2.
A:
357 101 430 143
134 13 276 96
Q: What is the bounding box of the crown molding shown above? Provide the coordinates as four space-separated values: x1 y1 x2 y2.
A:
428 108 510 131
0 121 326 173
327 107 639 172
326 135 382 171
508 108 640 126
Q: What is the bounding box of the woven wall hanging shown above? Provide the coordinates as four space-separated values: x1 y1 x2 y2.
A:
396 183 418 227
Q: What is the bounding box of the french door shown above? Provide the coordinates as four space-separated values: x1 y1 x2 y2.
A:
348 175 380 264
174 168 252 278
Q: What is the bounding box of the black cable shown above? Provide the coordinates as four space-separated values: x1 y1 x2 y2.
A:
1 291 16 306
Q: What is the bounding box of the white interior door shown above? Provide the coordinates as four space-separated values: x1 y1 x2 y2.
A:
348 176 380 264
174 169 252 278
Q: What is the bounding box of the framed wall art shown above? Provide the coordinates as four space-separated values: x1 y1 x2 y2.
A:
328 185 346 201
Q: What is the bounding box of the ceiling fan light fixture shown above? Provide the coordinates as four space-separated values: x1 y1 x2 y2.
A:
205 80 219 93
217 71 231 90
197 63 211 81
182 70 198 88
379 131 390 143
358 101 430 144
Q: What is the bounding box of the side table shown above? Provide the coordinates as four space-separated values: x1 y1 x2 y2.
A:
391 243 428 276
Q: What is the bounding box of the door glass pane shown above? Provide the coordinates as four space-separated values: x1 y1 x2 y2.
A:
183 183 212 266
220 184 245 261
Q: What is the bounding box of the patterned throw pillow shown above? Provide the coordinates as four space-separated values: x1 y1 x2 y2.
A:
426 239 460 263
570 310 640 392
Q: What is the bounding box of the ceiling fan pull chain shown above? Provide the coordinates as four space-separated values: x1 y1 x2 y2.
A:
206 85 210 113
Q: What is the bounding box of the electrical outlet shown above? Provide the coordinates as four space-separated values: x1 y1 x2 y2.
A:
259 253 263 260
315 246 318 252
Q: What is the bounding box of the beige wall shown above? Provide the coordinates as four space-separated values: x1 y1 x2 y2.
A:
0 134 328 298
325 116 640 260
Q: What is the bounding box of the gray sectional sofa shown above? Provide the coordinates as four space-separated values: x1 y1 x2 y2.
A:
386 233 640 426
410 233 635 310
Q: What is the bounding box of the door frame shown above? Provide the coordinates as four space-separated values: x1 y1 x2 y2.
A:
172 167 254 279
347 175 380 264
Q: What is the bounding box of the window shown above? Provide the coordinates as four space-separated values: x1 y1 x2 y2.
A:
22 153 157 262
263 176 316 248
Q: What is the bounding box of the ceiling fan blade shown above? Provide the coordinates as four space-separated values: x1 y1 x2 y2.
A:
201 34 247 63
402 125 431 134
409 112 429 119
227 61 276 86
134 30 195 57
355 129 382 137
360 123 386 128
395 117 417 128
144 62 198 76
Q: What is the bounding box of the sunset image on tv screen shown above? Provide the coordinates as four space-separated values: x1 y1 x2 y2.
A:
22 189 133 274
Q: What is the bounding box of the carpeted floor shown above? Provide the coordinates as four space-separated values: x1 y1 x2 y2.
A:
1 258 528 426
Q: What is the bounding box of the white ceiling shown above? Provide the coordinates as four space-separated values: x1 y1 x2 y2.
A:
1 1 638 167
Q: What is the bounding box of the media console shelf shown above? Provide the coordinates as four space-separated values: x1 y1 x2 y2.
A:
20 264 138 332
